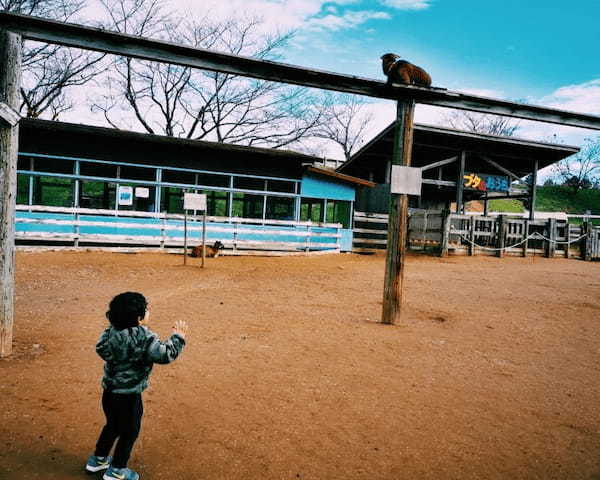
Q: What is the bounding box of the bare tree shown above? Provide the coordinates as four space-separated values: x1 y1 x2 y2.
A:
444 110 520 136
92 0 323 147
1 0 105 119
553 137 600 193
312 93 374 162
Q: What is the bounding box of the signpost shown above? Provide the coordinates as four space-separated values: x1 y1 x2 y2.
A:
183 193 207 267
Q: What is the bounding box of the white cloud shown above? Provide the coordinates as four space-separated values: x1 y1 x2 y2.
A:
539 79 600 115
306 10 391 32
378 0 432 10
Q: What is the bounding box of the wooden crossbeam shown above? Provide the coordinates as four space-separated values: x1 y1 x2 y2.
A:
420 156 458 171
422 178 456 187
0 101 20 127
1 12 600 130
481 155 521 181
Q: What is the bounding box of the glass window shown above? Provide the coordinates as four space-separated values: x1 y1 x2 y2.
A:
266 196 295 221
197 172 229 188
17 174 29 204
160 187 185 214
232 192 263 219
17 156 32 171
326 200 351 228
117 184 156 212
162 169 196 185
267 179 296 194
79 180 116 210
34 157 74 174
201 190 229 217
300 198 324 223
119 165 156 181
80 161 118 179
234 176 265 191
33 176 74 207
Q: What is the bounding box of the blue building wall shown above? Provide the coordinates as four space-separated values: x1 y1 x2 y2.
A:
301 173 356 201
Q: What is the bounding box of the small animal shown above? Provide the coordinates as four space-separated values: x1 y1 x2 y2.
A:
380 53 432 87
190 240 224 258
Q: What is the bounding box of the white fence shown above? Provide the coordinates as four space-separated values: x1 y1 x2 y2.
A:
15 205 342 255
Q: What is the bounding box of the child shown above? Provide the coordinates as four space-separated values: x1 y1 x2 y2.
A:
85 292 188 480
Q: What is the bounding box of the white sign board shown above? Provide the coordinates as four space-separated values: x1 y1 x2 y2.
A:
390 165 422 195
184 193 207 211
135 187 150 198
117 186 133 206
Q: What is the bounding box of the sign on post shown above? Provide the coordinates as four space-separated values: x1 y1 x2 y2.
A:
182 193 207 267
184 193 207 211
390 165 422 195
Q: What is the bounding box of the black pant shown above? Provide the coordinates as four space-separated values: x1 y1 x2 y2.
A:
95 390 143 468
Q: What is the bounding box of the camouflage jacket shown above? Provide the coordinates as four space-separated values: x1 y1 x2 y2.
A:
96 325 186 394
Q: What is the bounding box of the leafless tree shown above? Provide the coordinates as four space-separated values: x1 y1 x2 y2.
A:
444 110 520 136
1 0 105 119
553 137 600 193
311 93 374 161
92 0 323 147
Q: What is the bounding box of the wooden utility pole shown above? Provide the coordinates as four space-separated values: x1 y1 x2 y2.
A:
0 29 21 358
381 99 415 325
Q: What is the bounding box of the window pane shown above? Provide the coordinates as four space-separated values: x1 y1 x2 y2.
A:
79 181 116 210
326 200 351 228
162 169 196 185
266 179 296 193
80 162 118 179
17 174 29 204
33 176 74 207
234 176 265 191
160 187 184 214
117 184 156 212
34 157 74 174
300 198 324 223
232 193 263 219
17 156 31 171
119 165 156 181
197 173 229 188
266 196 295 220
200 190 229 217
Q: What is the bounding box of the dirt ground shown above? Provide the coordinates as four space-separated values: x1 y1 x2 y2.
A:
1 251 599 480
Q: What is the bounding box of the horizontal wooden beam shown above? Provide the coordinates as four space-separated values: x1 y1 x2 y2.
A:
2 12 600 130
0 101 20 127
422 179 457 187
421 156 458 172
481 155 521 181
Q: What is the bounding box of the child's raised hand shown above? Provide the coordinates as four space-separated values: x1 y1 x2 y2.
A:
173 320 189 339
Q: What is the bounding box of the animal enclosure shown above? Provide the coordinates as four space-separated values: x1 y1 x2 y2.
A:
353 209 600 259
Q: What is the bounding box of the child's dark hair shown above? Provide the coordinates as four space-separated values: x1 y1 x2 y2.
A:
106 292 148 330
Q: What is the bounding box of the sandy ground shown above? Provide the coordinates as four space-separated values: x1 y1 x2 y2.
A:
1 251 599 480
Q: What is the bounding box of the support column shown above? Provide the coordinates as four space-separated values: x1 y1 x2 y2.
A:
529 159 538 221
0 30 22 358
455 151 466 213
381 99 415 325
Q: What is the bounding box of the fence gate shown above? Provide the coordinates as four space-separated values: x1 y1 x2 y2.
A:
587 226 600 260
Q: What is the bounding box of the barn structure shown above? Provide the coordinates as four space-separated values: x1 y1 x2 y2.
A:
15 118 373 253
339 121 579 215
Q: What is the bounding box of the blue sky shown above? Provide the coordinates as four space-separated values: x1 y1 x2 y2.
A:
285 0 599 98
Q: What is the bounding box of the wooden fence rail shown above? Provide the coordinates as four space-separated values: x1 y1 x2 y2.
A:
353 209 598 260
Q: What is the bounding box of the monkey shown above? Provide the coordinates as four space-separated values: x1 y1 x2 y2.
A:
380 53 432 87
